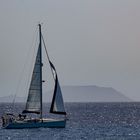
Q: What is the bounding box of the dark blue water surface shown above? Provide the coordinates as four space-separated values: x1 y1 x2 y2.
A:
0 102 140 140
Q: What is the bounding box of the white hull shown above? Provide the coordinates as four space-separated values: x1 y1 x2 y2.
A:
3 118 66 129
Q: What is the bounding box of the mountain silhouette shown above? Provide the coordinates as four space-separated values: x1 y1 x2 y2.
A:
0 85 131 102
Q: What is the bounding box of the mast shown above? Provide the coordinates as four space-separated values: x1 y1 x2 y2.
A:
39 24 43 119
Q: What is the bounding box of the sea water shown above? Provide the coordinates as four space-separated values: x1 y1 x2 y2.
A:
0 102 140 140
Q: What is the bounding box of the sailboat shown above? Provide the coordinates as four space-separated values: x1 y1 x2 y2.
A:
1 24 67 129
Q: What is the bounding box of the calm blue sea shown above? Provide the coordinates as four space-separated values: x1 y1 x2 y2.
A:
0 102 140 140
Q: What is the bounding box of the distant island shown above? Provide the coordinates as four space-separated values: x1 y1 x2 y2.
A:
0 85 131 102
61 85 132 102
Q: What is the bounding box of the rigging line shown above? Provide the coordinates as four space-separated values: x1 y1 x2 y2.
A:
12 26 38 111
41 33 55 81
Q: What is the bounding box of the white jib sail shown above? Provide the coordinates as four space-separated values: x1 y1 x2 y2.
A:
49 61 66 115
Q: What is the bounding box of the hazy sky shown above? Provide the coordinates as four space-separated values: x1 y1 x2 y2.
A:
0 0 140 101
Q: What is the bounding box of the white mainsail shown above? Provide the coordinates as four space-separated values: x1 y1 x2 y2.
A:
23 46 42 114
49 61 66 115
